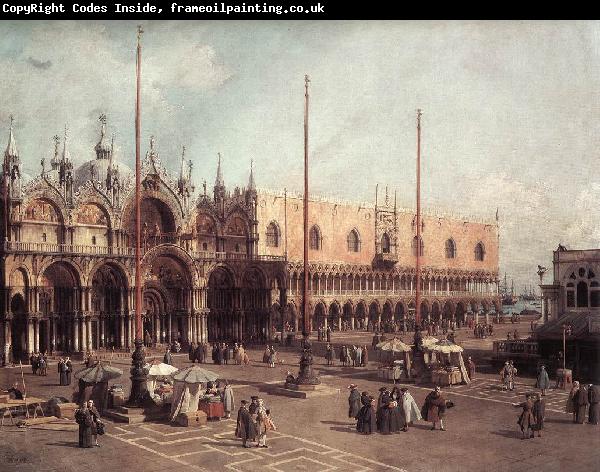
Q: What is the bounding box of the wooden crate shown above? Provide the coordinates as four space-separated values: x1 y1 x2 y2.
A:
56 402 78 419
176 410 207 427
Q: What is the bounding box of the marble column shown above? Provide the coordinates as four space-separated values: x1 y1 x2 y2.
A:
120 315 125 348
82 317 88 351
86 317 92 350
73 318 80 352
26 319 34 354
33 320 39 352
51 317 56 353
168 313 173 344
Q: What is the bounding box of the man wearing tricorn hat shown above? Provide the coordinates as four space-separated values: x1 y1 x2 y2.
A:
348 384 361 422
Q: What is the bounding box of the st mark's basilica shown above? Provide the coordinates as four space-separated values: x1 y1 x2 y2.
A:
0 116 500 361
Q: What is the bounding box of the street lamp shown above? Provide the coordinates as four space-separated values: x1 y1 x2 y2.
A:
561 323 572 371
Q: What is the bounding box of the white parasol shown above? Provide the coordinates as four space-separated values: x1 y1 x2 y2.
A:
376 338 412 353
145 360 178 377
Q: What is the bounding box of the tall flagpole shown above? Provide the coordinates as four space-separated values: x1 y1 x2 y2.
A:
303 74 310 338
415 109 422 327
135 26 143 342
128 24 147 406
295 74 319 387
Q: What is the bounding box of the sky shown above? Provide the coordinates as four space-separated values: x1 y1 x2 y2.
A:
1 20 598 292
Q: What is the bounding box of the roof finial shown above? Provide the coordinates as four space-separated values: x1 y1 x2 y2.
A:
150 135 155 151
62 124 69 162
179 145 186 179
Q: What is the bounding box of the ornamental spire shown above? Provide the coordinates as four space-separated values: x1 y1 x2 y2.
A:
4 115 19 161
215 152 224 187
248 159 256 192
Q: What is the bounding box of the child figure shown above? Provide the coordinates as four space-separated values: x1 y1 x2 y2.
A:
257 408 276 448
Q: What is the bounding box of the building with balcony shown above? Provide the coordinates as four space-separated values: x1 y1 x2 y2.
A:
537 247 600 381
0 117 500 361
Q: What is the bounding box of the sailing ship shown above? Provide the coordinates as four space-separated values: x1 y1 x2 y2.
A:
520 285 537 302
500 273 518 305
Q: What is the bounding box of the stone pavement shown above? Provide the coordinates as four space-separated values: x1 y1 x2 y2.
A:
0 345 598 472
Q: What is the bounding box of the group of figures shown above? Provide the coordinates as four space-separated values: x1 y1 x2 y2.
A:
29 352 48 376
262 345 278 368
566 381 600 425
74 399 103 448
325 343 369 367
473 323 494 339
349 384 453 435
186 342 251 365
57 357 73 386
235 395 277 448
513 392 546 438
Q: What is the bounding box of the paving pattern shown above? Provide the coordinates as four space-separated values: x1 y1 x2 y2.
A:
107 421 407 472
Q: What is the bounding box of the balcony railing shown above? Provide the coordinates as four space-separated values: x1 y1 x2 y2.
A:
288 289 498 298
3 240 285 262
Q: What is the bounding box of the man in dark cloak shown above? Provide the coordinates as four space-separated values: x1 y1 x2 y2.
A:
75 405 94 448
532 393 545 437
235 400 257 448
514 393 535 439
377 388 392 434
357 397 377 434
574 383 589 424
163 348 172 366
217 345 225 365
189 342 196 362
423 386 447 431
588 384 600 425
348 384 361 422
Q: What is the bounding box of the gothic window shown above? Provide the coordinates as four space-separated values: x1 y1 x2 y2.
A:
474 242 485 261
591 281 599 307
266 221 280 248
309 225 322 250
567 282 575 307
445 238 456 259
91 236 97 245
235 243 240 253
42 233 47 242
381 233 391 254
577 281 588 308
202 242 208 251
347 229 360 252
412 236 424 257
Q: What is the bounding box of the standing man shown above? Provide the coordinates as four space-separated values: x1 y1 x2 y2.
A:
348 384 361 423
536 365 550 396
467 356 476 380
163 347 172 366
65 357 73 385
574 382 590 424
588 384 599 425
532 392 546 437
221 381 235 419
326 326 332 343
423 386 447 431
235 400 257 448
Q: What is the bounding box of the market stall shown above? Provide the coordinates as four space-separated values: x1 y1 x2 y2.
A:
376 338 413 382
74 363 123 413
145 360 178 406
424 339 470 386
169 366 220 422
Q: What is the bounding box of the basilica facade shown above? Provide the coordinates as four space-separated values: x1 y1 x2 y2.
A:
0 117 500 361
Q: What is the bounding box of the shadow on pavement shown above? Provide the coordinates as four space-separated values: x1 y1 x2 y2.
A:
489 429 520 439
45 441 80 448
